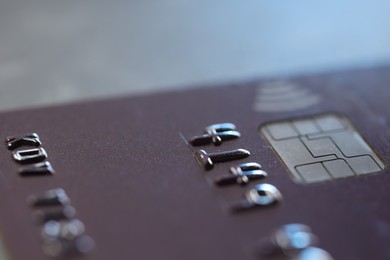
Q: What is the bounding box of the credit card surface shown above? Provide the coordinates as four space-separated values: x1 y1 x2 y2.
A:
0 66 389 260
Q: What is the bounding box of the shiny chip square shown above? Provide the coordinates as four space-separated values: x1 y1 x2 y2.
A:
260 114 385 184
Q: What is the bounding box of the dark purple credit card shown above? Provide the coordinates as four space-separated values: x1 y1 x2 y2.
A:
0 66 389 260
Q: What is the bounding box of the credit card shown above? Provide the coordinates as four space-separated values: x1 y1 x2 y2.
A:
0 66 389 260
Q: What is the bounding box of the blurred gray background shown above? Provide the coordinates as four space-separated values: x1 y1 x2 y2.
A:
1 0 390 111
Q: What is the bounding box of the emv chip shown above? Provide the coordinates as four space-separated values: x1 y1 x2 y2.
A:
260 114 385 184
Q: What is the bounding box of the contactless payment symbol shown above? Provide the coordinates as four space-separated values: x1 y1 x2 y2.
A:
260 114 385 184
253 81 321 112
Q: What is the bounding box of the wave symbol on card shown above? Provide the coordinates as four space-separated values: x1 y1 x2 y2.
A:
253 81 321 112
